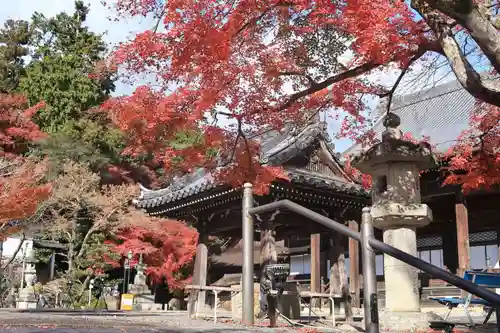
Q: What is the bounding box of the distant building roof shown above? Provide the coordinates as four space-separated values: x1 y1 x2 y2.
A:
343 80 475 157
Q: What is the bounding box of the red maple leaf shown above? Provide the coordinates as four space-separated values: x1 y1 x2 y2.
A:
110 216 199 289
0 94 51 240
444 103 500 192
100 0 499 192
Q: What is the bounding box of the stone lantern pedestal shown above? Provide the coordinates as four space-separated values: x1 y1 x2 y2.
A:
17 245 37 309
351 113 436 314
129 254 155 311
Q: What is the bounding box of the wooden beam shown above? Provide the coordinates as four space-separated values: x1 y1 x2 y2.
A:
455 196 470 277
310 233 321 307
348 221 360 308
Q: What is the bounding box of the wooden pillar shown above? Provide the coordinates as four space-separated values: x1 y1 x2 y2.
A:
187 243 208 317
198 219 209 245
310 233 321 307
260 215 278 327
348 221 360 308
455 195 470 277
442 223 459 274
330 232 353 322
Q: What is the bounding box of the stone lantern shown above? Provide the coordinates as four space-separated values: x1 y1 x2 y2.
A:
351 113 436 313
17 243 37 309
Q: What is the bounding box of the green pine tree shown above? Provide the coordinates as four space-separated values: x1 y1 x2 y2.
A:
19 0 115 132
0 19 31 93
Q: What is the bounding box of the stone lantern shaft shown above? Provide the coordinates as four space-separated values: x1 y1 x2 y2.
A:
351 113 436 313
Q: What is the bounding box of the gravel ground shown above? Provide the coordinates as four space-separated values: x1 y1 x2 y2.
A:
1 309 497 333
0 310 324 333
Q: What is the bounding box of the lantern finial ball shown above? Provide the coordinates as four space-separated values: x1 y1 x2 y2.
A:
382 113 401 128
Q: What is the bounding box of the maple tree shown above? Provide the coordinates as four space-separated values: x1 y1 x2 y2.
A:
445 102 500 191
35 160 197 296
0 93 50 240
102 0 499 192
110 215 199 289
37 161 135 278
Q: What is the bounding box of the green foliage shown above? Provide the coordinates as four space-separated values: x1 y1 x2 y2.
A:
19 56 113 131
19 1 115 132
74 232 121 279
1 1 126 175
0 19 31 93
31 116 125 177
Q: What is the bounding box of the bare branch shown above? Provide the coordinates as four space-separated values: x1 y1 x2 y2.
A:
276 61 381 112
379 50 425 114
422 0 500 73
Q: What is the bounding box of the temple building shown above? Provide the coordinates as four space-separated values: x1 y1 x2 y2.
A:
134 119 370 307
134 79 500 309
345 79 500 305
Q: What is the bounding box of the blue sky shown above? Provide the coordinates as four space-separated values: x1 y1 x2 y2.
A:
0 0 455 153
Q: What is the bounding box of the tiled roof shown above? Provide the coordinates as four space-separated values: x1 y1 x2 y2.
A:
134 121 367 209
343 80 475 157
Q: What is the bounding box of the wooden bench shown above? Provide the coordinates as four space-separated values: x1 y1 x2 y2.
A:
186 284 341 325
429 270 500 327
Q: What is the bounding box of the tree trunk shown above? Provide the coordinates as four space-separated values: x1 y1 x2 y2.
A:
76 226 97 260
330 232 353 323
77 275 92 302
423 0 500 74
411 0 500 107
1 233 25 270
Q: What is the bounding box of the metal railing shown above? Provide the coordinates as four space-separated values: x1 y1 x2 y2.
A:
244 198 500 333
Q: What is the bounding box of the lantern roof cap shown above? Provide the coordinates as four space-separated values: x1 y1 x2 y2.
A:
350 113 437 174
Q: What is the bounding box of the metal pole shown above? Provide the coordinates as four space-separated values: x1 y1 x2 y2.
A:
361 207 379 333
126 267 130 294
242 183 255 325
123 259 128 294
367 237 500 305
248 199 500 306
20 242 28 290
496 307 500 333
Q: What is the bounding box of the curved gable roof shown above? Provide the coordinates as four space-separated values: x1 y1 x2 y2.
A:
134 120 367 209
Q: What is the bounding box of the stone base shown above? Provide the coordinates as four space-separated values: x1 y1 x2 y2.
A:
129 284 149 295
278 283 301 320
376 311 443 331
129 284 156 311
231 283 260 320
133 294 155 311
104 297 120 311
16 288 37 309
